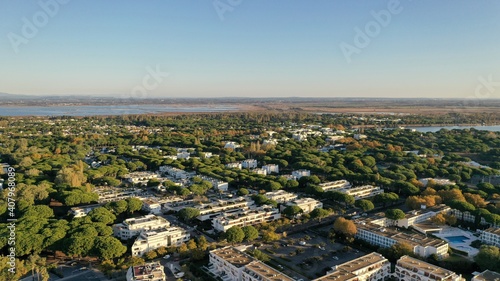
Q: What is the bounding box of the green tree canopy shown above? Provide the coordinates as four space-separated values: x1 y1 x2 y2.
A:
178 207 201 221
88 207 116 225
242 226 259 242
355 199 375 212
225 226 245 243
385 209 405 221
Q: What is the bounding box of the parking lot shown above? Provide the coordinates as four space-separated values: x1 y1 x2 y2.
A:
261 231 367 280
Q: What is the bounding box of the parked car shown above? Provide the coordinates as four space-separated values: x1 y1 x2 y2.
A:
299 241 306 246
163 255 171 259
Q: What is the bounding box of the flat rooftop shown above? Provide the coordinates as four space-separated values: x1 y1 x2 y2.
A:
211 247 253 268
483 227 500 236
357 221 447 248
337 252 387 273
132 262 164 280
397 256 458 279
244 261 295 281
313 271 357 281
473 270 500 281
313 253 387 281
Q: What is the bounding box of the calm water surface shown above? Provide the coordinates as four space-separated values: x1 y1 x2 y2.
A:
0 104 240 116
408 125 500 132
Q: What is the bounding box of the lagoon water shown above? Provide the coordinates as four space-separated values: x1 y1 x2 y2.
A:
0 104 239 116
408 125 500 132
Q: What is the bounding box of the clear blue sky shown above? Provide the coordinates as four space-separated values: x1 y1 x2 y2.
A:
1 0 499 98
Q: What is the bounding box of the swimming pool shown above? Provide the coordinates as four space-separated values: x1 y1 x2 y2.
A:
444 235 469 243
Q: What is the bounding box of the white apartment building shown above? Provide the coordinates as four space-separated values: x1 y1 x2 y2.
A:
159 166 191 179
292 169 310 179
263 139 278 146
196 197 254 221
343 185 384 200
212 205 281 232
479 227 500 247
132 227 190 257
313 252 390 281
319 180 352 192
213 181 229 191
450 209 488 225
472 270 500 281
142 199 162 215
419 178 455 187
282 197 323 214
355 220 449 258
264 190 298 203
126 261 166 281
242 159 258 169
209 247 294 281
326 135 345 142
252 168 267 175
177 151 190 159
96 187 142 203
202 152 213 158
226 162 242 169
113 215 171 240
396 205 451 228
124 172 159 184
70 204 102 217
292 133 307 141
224 141 241 149
262 164 279 174
395 256 464 281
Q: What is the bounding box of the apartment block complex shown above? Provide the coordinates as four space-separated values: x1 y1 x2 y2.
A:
208 247 294 281
313 252 390 281
319 180 352 192
132 226 190 257
212 206 281 232
472 270 500 281
281 197 323 214
196 197 254 221
126 261 166 281
395 256 464 281
113 214 171 240
479 227 500 247
355 220 449 258
396 205 451 228
264 190 298 203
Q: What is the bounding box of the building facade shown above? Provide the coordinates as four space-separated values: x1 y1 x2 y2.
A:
355 220 449 258
264 190 298 203
208 247 294 281
472 270 500 281
113 215 171 240
319 180 352 192
291 169 310 179
281 197 323 214
212 206 281 232
313 252 390 281
395 256 464 281
126 261 166 281
132 226 190 257
262 164 279 174
242 159 258 169
479 227 500 247
142 200 162 215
